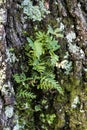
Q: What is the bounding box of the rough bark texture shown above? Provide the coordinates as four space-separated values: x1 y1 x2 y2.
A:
0 0 15 129
0 0 87 130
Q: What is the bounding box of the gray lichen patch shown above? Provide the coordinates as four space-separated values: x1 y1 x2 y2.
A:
1 80 15 97
5 106 14 118
66 31 76 43
1 84 9 95
3 127 11 130
6 48 18 63
0 8 6 24
68 43 85 60
59 22 65 31
22 0 50 21
0 61 6 90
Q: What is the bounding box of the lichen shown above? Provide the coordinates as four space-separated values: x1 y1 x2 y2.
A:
6 48 18 63
22 0 50 21
0 61 6 90
59 22 65 31
13 124 20 130
68 43 85 59
0 8 6 23
1 84 9 95
3 128 11 130
5 106 14 118
71 96 80 108
66 31 76 43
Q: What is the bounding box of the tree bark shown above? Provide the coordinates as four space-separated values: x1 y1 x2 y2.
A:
0 0 15 129
0 0 87 130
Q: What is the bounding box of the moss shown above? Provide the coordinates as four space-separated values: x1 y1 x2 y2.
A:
54 73 87 129
84 82 87 91
69 109 87 130
55 113 65 129
63 18 74 27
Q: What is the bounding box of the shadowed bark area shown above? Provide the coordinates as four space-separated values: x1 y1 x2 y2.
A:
0 0 87 129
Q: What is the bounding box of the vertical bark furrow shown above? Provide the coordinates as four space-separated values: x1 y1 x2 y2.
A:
6 0 24 49
66 0 87 47
0 0 15 129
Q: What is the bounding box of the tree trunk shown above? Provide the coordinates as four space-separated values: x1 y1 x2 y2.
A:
0 0 87 130
0 0 15 129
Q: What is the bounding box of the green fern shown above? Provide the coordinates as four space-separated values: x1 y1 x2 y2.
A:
14 27 63 97
33 62 46 73
38 72 63 94
47 25 63 38
13 73 29 83
14 27 63 108
24 27 63 93
14 26 63 129
17 90 36 99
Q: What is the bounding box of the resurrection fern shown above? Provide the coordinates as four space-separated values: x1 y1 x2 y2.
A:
24 26 63 94
13 73 36 100
14 26 63 97
14 26 63 129
38 73 63 93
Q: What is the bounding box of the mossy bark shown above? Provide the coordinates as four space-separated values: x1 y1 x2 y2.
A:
1 0 87 129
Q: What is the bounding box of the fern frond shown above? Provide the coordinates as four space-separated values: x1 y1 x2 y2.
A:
33 62 46 73
27 37 34 49
36 31 46 41
38 74 63 94
47 25 63 38
33 41 43 59
13 73 29 83
50 51 59 66
17 89 36 99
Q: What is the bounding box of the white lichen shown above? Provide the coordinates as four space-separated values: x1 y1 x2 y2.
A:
71 96 80 108
80 109 84 113
6 49 18 63
13 115 21 130
59 22 65 31
0 61 6 89
69 43 79 53
3 128 11 130
22 0 50 21
68 43 85 59
1 84 9 95
80 49 85 58
78 2 81 8
13 124 20 130
66 31 76 43
56 60 72 75
0 7 7 24
0 69 6 84
5 106 14 118
56 17 62 23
